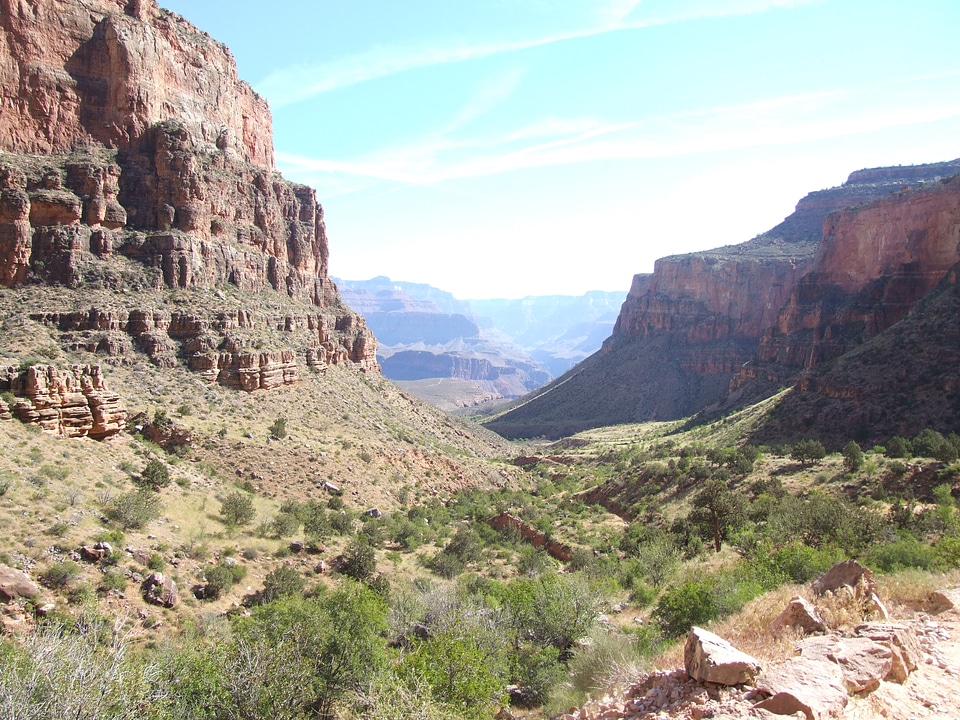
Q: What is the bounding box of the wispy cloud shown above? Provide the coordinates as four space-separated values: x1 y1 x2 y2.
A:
277 73 960 193
257 0 821 107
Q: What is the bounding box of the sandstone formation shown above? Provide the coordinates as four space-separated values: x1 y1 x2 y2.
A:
487 159 960 440
684 627 762 686
0 565 41 602
0 0 377 386
0 363 126 438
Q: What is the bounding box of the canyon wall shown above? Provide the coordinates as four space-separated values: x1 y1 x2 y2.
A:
487 160 960 440
0 0 378 387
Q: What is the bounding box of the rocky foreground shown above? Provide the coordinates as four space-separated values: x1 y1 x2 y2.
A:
544 563 960 720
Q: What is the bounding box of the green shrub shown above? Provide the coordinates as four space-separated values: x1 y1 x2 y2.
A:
268 417 287 440
41 561 82 589
935 535 960 568
885 436 912 459
98 570 127 592
790 439 826 466
260 566 305 603
842 441 864 473
653 578 718 637
135 459 171 490
341 537 377 581
106 489 161 529
219 490 255 527
866 537 939 572
203 566 235 600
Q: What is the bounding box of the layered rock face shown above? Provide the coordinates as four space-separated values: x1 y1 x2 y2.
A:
0 364 126 438
487 160 960 440
0 0 377 384
745 176 960 382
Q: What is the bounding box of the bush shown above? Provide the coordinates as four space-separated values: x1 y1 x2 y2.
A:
653 579 717 637
790 439 826 466
220 491 255 527
135 458 170 490
268 417 287 440
203 566 235 600
41 561 83 589
340 537 377 581
106 489 162 529
260 566 305 603
842 441 864 473
866 537 939 572
885 436 912 459
98 570 127 592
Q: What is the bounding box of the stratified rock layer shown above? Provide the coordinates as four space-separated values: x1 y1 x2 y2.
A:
0 0 377 382
0 364 127 438
487 159 960 440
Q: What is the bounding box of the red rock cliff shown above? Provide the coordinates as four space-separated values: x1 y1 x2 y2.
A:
748 174 960 377
0 0 378 382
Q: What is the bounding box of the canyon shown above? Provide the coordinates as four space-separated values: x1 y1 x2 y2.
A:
488 159 960 443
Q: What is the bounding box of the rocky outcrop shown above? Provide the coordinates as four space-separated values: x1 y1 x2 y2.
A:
0 0 377 383
0 364 126 438
0 565 41 602
486 511 573 562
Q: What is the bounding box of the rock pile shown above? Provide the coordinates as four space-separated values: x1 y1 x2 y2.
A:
554 561 952 720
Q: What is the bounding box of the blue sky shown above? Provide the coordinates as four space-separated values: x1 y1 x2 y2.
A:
161 0 960 299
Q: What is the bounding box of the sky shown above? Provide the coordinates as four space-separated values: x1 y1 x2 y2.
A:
160 0 960 300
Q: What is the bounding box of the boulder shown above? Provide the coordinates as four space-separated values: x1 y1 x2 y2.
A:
854 622 922 683
684 626 762 685
927 589 959 613
0 565 41 602
142 571 178 608
812 560 876 597
769 597 826 638
753 657 848 720
796 635 892 694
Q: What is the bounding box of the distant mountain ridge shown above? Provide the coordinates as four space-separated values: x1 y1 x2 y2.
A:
335 276 625 407
486 159 960 443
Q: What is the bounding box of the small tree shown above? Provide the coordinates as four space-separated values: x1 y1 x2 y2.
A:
268 417 287 440
842 441 864 473
220 491 255 528
690 478 746 553
260 566 305 603
340 537 376 581
790 439 826 466
136 458 171 490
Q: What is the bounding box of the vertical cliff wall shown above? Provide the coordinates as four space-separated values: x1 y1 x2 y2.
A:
0 0 378 382
487 160 960 440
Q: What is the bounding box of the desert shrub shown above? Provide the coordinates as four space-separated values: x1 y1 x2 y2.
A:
865 537 939 572
271 512 300 538
934 535 960 568
790 439 826 466
398 627 509 717
147 552 166 571
509 645 565 709
241 547 259 561
98 570 127 593
885 436 912 458
203 566 235 600
340 537 377 581
329 511 353 535
135 458 170 490
842 441 864 473
0 472 13 496
503 573 602 655
260 566 305 604
628 582 657 607
765 541 845 584
268 417 287 440
912 429 957 461
106 489 161 529
653 578 717 637
220 490 255 527
41 561 82 589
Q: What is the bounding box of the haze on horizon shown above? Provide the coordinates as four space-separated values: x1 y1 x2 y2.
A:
161 0 960 300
